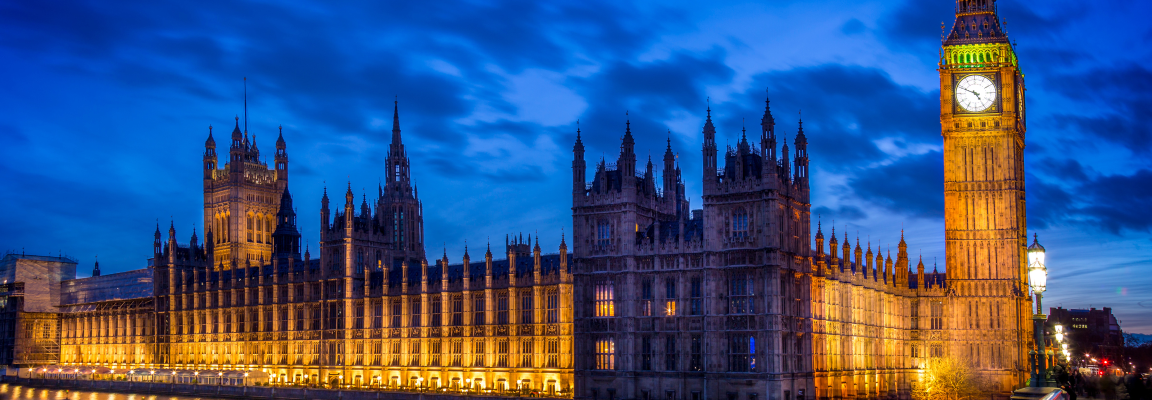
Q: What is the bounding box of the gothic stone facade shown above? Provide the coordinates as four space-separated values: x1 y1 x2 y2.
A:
54 103 575 393
571 99 948 400
939 0 1032 391
570 2 1032 399
25 1 1034 398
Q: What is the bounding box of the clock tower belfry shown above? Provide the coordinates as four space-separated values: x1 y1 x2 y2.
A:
940 0 1031 391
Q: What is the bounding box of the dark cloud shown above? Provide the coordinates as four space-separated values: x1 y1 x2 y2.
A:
841 18 866 36
710 64 938 172
1027 168 1152 234
848 151 944 219
1025 173 1075 230
877 0 1084 59
1036 158 1090 183
1042 64 1152 154
571 48 734 163
875 0 953 55
812 205 868 221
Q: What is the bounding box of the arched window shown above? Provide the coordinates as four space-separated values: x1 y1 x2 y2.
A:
255 213 263 243
594 338 615 370
594 281 614 317
247 213 254 242
265 215 273 244
597 220 611 246
732 209 749 238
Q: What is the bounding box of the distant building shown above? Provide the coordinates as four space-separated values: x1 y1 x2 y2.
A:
0 253 78 367
1047 307 1125 359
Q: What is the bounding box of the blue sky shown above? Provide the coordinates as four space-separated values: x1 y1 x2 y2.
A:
1 0 1150 332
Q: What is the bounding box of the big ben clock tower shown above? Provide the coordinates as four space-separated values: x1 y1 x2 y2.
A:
940 0 1031 391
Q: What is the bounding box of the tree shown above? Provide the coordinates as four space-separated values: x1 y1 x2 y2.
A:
912 356 996 400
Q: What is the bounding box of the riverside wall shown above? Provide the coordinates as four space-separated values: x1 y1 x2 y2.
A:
1 377 536 400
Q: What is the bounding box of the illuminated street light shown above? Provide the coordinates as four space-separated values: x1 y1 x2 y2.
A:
1027 234 1051 388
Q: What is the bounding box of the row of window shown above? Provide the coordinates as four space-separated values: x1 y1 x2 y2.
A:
593 273 754 318
66 291 562 338
65 338 565 369
594 335 756 372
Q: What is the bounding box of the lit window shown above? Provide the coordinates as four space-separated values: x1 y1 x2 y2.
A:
665 279 677 316
595 282 615 317
546 339 560 368
473 294 486 325
930 301 944 330
520 291 534 324
497 293 509 324
595 338 615 370
641 280 652 317
546 290 559 324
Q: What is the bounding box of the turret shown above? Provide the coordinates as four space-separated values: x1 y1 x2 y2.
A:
154 223 162 256
190 227 199 255
619 115 636 180
760 91 776 163
841 231 851 270
828 225 839 267
92 257 101 277
794 118 809 189
320 187 330 231
344 183 355 226
507 234 517 286
662 137 676 203
702 104 717 190
780 131 791 185
250 136 260 161
885 250 893 285
573 124 586 195
485 240 494 283
401 260 410 292
916 255 926 289
814 219 825 260
441 248 449 288
853 237 863 273
204 126 218 178
167 221 177 264
897 231 909 286
272 188 302 260
229 117 245 167
874 247 883 281
533 234 542 278
275 125 288 182
387 101 411 192
462 242 471 289
559 232 569 281
865 241 873 279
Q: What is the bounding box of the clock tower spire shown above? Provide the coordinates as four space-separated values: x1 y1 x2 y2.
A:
940 0 1030 393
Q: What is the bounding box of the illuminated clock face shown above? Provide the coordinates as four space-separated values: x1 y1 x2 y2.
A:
956 75 997 112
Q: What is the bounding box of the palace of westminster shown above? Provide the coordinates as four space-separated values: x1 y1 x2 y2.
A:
0 1 1037 399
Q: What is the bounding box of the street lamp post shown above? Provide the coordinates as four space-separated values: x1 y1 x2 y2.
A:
1027 234 1051 388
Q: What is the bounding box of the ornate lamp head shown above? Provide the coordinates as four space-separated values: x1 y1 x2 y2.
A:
1027 233 1047 293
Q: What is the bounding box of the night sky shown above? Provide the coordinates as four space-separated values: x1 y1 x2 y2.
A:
1 1 1150 333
